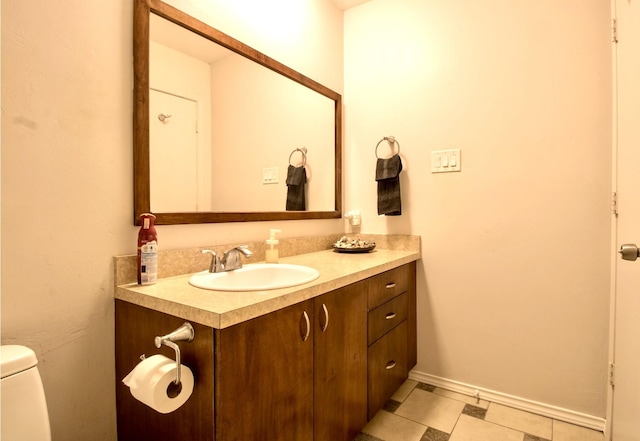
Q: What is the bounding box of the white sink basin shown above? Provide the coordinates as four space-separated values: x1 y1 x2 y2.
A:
188 263 320 291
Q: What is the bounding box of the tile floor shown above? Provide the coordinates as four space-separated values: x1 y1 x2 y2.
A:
354 380 604 441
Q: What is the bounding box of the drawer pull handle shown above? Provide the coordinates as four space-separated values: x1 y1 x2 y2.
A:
301 311 310 342
385 282 396 289
321 304 329 332
386 360 397 370
385 312 397 320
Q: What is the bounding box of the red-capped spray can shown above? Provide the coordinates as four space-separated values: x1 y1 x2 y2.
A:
137 213 158 285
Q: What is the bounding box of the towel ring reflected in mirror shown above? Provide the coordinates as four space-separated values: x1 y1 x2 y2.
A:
375 136 401 159
289 147 307 167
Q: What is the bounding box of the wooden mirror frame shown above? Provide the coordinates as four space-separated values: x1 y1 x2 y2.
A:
133 0 342 225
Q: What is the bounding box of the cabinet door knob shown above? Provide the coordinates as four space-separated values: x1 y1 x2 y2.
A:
385 312 397 320
386 360 397 370
385 282 396 289
320 304 329 332
300 311 310 342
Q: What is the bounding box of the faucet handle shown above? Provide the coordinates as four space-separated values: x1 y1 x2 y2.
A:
230 245 253 257
223 246 252 270
201 249 222 273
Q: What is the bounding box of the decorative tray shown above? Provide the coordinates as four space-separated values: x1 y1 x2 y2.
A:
332 237 376 253
332 244 376 253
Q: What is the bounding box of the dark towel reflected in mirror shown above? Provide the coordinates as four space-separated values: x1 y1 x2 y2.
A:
286 165 307 211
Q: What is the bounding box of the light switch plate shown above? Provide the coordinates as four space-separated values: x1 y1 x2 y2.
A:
431 149 461 173
262 167 279 184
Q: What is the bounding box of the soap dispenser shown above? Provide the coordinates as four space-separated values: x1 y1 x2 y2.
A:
265 229 281 263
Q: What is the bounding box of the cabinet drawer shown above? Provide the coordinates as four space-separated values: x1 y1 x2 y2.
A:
367 265 410 310
368 293 407 345
367 321 408 419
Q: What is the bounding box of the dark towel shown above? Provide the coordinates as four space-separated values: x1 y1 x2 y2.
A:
286 165 307 211
375 155 402 216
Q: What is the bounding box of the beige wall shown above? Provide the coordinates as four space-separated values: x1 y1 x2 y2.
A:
0 1 344 440
344 0 611 418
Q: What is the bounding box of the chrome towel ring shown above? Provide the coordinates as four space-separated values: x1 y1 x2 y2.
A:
375 136 400 158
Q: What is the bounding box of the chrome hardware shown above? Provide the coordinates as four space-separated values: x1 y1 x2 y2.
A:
154 322 195 392
375 136 401 159
154 322 195 348
385 282 396 289
158 113 172 122
619 244 640 261
320 304 329 332
222 246 252 271
201 246 252 273
201 250 221 272
385 360 397 370
385 312 397 320
301 311 310 342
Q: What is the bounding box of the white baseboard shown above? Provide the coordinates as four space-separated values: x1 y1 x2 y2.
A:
409 369 606 433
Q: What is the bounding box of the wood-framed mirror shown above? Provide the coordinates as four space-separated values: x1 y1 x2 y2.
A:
133 0 342 225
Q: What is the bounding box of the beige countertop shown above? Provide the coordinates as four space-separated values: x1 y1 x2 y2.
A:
115 247 420 329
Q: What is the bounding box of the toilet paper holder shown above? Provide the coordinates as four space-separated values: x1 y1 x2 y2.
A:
154 322 195 397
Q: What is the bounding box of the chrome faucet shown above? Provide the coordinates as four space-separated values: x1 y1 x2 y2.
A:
201 246 252 273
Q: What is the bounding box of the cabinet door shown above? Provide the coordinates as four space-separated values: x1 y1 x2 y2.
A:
215 300 313 441
314 283 367 441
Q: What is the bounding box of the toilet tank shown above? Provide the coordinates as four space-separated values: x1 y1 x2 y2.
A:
1 345 52 441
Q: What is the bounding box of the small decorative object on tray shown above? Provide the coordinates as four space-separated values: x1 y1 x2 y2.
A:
332 236 376 253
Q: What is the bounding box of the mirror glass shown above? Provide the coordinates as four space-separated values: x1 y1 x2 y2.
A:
134 0 342 224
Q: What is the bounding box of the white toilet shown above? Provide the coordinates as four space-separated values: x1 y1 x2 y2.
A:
1 345 52 441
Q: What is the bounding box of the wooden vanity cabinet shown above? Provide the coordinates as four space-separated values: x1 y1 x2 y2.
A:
115 261 416 441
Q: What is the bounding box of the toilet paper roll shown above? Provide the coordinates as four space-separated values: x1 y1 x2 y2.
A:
122 354 194 414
